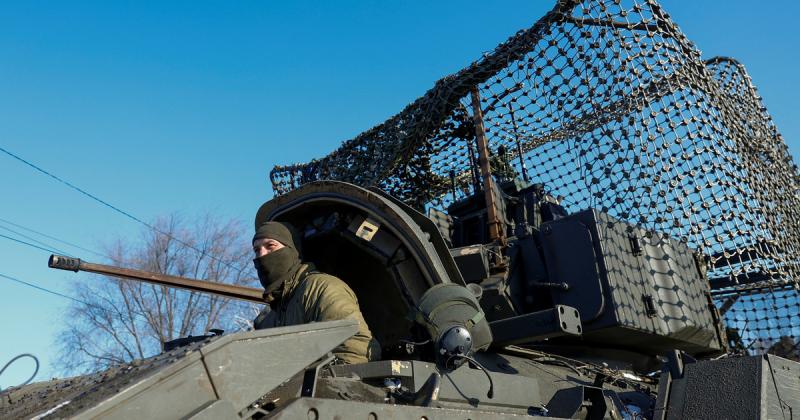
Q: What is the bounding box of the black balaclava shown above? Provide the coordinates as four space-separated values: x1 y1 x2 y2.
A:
252 221 303 296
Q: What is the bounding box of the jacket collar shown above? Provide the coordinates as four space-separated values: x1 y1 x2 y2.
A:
277 262 316 302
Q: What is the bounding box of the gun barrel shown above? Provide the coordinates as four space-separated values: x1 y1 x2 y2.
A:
48 254 265 303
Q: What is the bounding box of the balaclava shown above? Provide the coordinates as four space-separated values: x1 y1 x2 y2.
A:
252 221 303 296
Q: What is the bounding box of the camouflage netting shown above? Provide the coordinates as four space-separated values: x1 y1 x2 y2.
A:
270 0 800 357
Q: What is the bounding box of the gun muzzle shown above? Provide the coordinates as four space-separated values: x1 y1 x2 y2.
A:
49 254 82 272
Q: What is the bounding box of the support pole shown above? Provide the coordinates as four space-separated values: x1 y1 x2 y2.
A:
470 87 506 247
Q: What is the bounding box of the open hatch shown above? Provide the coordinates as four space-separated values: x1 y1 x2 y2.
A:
255 181 465 351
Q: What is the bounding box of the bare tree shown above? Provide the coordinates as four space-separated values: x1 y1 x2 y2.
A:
56 214 258 374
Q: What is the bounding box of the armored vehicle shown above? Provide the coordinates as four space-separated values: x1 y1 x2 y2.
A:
3 0 800 418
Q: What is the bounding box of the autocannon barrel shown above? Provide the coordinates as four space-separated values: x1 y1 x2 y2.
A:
48 254 265 303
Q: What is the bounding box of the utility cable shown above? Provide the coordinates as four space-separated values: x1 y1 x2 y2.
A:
0 232 63 255
0 224 73 257
0 272 157 330
0 230 251 321
0 353 39 390
0 272 93 307
0 216 105 258
0 145 246 273
446 354 494 398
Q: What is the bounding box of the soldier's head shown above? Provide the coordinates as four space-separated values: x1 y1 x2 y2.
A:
252 221 303 294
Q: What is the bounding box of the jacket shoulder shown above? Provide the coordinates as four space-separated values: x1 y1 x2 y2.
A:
302 272 356 298
298 271 362 321
305 271 346 286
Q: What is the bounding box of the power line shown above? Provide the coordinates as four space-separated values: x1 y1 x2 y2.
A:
0 232 121 314
0 145 152 229
0 232 63 255
0 145 245 273
0 271 237 338
0 217 105 258
0 272 92 306
0 272 155 331
0 224 72 257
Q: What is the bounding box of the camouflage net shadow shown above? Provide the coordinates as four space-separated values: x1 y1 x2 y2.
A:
270 0 800 358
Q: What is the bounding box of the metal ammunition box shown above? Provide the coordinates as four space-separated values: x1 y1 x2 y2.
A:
539 209 724 355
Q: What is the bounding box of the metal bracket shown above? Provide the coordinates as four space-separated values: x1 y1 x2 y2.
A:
490 305 582 346
301 354 336 397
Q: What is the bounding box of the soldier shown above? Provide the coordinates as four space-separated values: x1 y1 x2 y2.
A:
251 221 381 364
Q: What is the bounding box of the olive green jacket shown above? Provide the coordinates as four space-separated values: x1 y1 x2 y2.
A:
253 263 381 364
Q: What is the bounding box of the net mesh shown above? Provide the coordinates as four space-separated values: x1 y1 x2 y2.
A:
270 0 800 358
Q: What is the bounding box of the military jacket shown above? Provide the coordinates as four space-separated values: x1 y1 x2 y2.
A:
253 263 381 364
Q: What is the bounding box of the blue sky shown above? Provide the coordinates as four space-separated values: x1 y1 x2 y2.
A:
1 1 798 388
